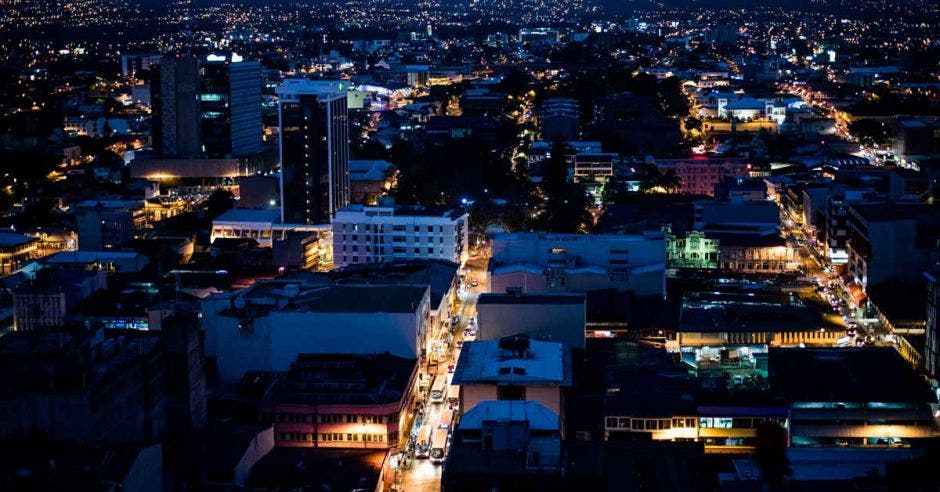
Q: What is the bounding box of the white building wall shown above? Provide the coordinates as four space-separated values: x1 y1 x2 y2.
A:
332 207 468 268
202 289 430 381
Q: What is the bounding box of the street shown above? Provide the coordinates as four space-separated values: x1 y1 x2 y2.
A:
396 247 489 491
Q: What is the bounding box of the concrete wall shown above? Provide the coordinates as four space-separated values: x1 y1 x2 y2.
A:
203 290 429 381
477 301 585 349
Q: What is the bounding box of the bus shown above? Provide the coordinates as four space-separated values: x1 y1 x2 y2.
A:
446 384 460 406
430 376 447 404
430 428 449 464
438 408 454 429
415 425 432 459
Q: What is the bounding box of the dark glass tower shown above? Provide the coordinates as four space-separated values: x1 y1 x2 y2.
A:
152 53 262 159
276 80 349 225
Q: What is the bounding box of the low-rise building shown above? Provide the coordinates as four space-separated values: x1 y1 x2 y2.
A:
73 200 145 251
488 232 665 296
452 337 572 435
201 278 430 381
0 232 39 275
655 157 751 196
846 203 940 293
348 159 395 205
444 400 563 489
669 291 844 353
264 353 417 449
13 268 107 331
0 329 166 443
209 208 333 266
771 347 938 448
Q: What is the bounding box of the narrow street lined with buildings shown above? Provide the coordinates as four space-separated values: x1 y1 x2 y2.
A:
397 248 488 491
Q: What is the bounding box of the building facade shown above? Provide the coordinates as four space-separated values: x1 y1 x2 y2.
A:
265 353 416 449
331 204 468 268
655 157 751 196
152 53 262 159
200 279 430 381
488 232 665 296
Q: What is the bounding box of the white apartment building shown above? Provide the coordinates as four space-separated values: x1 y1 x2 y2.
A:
332 204 468 268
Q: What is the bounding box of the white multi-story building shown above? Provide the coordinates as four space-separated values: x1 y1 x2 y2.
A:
332 204 468 268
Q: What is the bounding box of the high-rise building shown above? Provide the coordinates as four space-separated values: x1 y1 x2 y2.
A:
152 56 200 158
276 79 350 225
152 53 262 159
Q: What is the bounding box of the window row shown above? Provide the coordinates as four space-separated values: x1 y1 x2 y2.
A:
276 413 393 424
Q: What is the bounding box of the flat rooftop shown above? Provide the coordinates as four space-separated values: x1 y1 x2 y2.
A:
336 203 466 219
213 208 280 225
0 232 37 249
452 337 572 387
770 347 935 403
679 300 840 334
269 353 416 406
293 284 428 313
478 292 585 306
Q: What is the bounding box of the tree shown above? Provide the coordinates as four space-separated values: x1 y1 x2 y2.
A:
204 188 235 220
601 180 630 205
531 142 592 233
659 169 682 193
633 164 681 194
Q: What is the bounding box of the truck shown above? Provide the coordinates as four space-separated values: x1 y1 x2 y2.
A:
430 375 447 404
415 425 432 459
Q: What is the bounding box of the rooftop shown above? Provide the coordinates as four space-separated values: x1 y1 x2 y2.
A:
336 203 466 219
269 353 416 406
770 347 935 403
275 78 348 98
292 284 428 313
679 299 841 334
0 232 38 249
459 400 559 430
452 337 572 387
213 208 280 225
478 292 585 306
43 250 144 263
